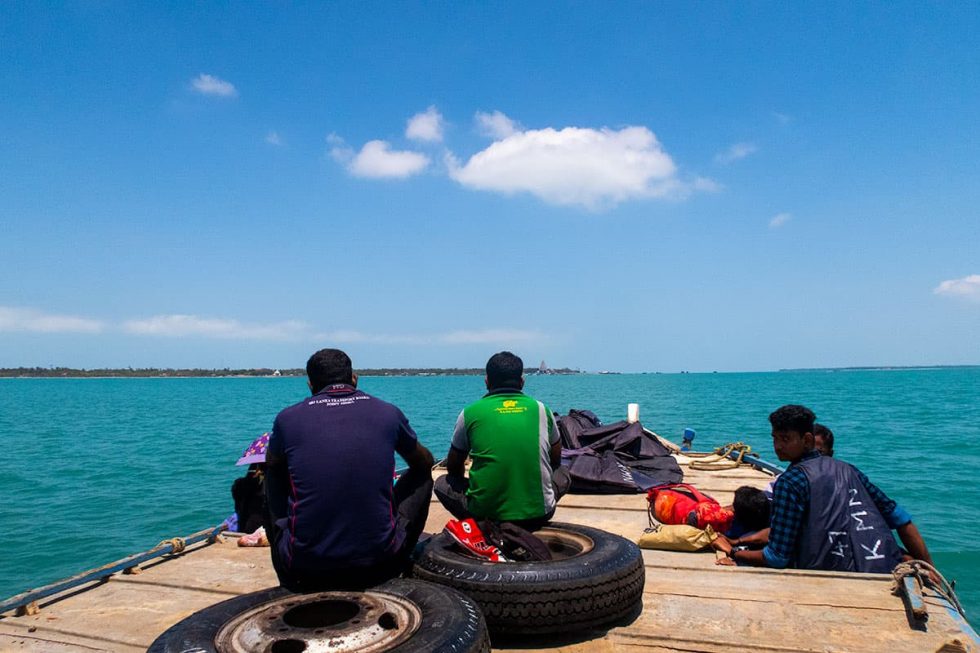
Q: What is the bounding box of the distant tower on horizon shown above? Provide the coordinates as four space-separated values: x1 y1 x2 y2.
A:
539 360 550 374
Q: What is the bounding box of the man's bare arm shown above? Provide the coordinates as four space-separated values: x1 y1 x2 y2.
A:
734 528 770 547
896 522 934 566
446 446 467 478
402 442 435 476
730 549 768 567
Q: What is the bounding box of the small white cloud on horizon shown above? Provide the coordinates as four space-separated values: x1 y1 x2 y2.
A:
342 140 430 179
122 315 310 341
406 106 445 143
714 142 758 165
314 328 545 346
191 74 238 98
439 329 543 345
769 212 792 228
448 124 708 209
1 306 551 347
934 274 980 302
265 131 282 146
475 111 520 139
315 330 425 345
0 306 104 334
773 111 792 125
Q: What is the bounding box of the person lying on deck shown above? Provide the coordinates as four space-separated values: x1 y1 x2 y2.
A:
712 486 771 562
435 351 570 532
717 404 934 573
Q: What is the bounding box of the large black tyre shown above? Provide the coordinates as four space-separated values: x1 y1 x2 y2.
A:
147 578 489 653
412 522 644 635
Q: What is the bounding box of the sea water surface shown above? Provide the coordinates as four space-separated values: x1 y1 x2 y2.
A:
1 369 978 624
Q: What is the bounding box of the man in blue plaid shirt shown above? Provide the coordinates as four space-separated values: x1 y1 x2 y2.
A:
717 405 933 572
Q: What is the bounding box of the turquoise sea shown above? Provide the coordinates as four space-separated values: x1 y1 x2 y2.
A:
1 369 978 624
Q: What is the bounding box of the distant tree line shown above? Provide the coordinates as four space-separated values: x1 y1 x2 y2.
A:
0 366 582 378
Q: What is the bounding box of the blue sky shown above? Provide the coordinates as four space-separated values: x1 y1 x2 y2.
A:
1 2 978 372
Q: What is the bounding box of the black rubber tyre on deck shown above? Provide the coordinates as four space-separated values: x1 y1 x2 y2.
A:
412 522 644 635
147 578 489 653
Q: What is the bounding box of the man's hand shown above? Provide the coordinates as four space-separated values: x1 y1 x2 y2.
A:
711 534 734 555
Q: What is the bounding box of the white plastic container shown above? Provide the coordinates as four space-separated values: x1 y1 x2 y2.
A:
627 403 640 423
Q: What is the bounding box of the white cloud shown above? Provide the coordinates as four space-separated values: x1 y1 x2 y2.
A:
344 140 430 179
265 131 282 146
0 306 549 347
314 328 545 346
327 133 352 162
438 329 543 344
475 111 520 139
0 306 104 333
191 74 238 98
934 274 980 302
406 106 444 143
122 315 309 340
315 330 425 345
769 212 792 228
714 142 758 165
448 125 702 209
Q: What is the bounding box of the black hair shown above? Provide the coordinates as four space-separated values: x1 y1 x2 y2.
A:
768 404 816 435
486 351 524 389
306 348 353 393
733 486 771 532
813 423 835 456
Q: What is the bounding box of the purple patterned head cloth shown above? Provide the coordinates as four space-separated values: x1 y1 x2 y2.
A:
236 432 270 466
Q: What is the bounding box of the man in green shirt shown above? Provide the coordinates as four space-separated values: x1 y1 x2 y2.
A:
435 351 569 530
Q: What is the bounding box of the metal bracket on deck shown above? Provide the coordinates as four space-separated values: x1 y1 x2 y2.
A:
895 575 930 630
123 565 142 575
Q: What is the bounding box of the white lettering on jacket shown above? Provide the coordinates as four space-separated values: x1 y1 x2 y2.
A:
308 395 370 406
828 531 848 558
861 539 885 560
848 488 862 507
850 510 876 532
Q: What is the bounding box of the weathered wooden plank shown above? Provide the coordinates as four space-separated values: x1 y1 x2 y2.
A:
610 592 956 653
640 564 901 611
0 536 278 652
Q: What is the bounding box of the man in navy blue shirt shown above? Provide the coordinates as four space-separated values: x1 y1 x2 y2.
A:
265 348 434 591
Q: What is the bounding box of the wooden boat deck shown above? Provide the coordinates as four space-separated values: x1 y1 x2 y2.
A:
2 445 977 652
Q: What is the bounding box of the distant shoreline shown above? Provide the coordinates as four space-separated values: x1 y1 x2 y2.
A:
0 365 977 378
0 367 583 378
778 365 980 372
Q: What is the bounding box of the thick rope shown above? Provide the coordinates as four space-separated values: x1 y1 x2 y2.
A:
683 443 736 460
892 560 966 617
690 442 754 471
157 537 187 554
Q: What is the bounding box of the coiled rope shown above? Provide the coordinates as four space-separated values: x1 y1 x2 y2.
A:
892 559 965 618
158 537 187 554
689 442 755 471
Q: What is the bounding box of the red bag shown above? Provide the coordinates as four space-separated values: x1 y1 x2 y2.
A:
647 483 733 532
